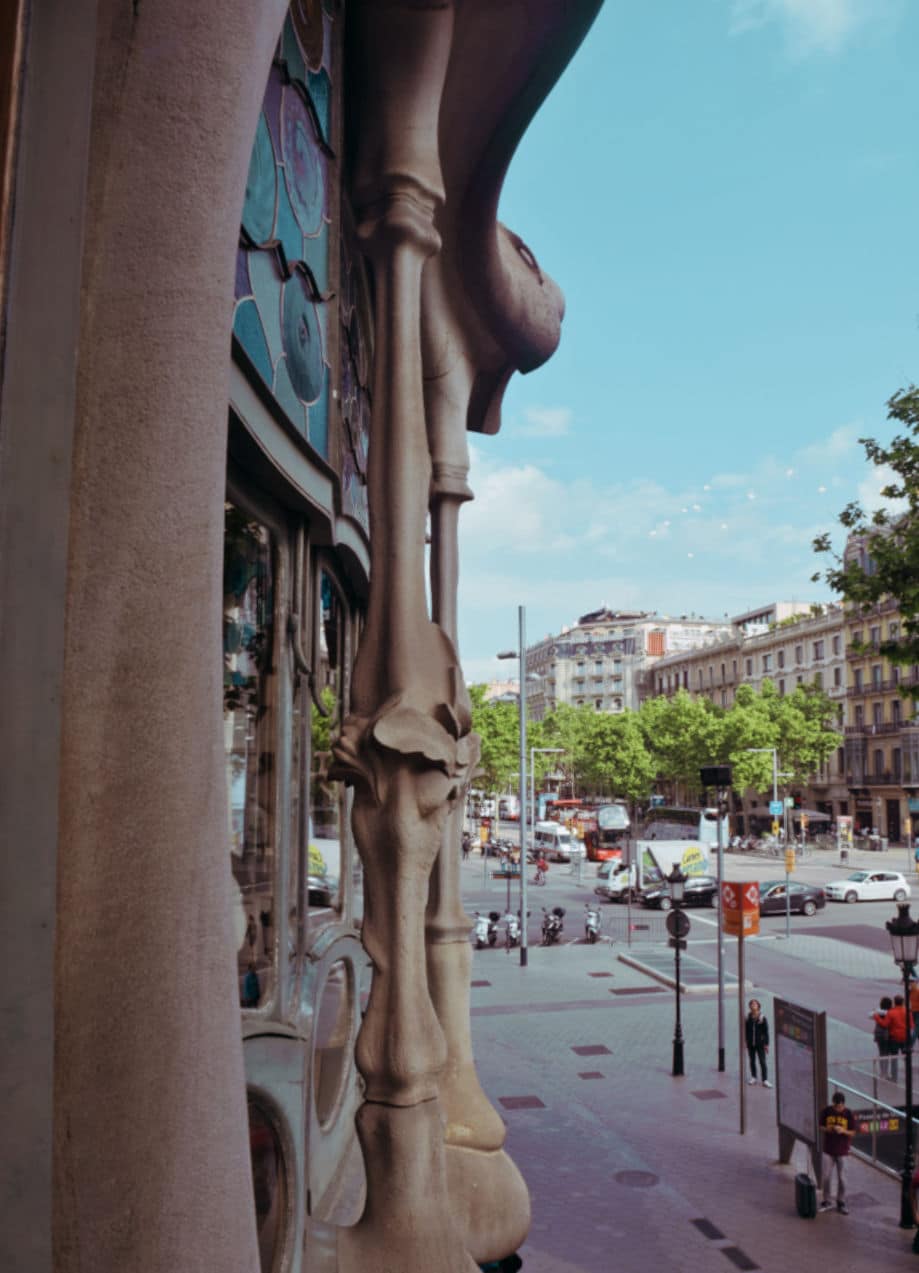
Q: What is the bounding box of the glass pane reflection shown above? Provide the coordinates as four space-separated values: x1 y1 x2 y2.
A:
248 1099 287 1272
309 571 346 913
224 503 276 1009
313 960 353 1127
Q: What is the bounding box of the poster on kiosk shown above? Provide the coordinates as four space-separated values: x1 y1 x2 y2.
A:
721 880 760 937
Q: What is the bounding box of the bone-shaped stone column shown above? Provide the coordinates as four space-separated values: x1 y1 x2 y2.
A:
332 3 478 1268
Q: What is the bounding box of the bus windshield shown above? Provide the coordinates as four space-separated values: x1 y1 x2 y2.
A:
639 807 726 845
597 804 629 832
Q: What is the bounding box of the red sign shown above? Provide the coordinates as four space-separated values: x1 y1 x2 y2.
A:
721 880 760 937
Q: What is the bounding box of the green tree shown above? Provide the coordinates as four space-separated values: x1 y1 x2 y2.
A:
578 710 656 802
638 691 725 801
722 680 840 823
468 684 522 793
813 384 919 690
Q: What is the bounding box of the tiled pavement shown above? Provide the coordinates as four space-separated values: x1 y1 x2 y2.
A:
470 940 914 1273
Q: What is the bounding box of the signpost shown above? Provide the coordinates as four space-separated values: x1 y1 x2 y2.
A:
775 998 828 1182
722 879 760 1133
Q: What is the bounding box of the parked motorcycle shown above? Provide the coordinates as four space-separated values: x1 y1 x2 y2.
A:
584 903 601 944
487 911 500 947
541 906 565 946
472 911 490 949
503 910 520 949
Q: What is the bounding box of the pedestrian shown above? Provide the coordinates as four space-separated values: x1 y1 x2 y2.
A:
871 996 893 1079
819 1091 856 1213
886 993 913 1082
909 978 919 1045
245 913 258 954
745 998 771 1088
462 831 471 862
242 961 261 1009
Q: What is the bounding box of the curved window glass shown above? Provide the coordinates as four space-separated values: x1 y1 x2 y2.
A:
248 1098 288 1272
224 503 277 1009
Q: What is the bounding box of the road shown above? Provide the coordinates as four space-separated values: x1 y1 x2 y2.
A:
461 843 916 1042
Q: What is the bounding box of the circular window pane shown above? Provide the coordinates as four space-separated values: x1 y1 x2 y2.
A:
248 1099 288 1272
313 959 354 1127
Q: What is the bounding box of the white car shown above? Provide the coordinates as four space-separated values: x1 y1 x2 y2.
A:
824 870 911 904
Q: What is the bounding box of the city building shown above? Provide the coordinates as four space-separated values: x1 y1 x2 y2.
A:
641 604 849 819
1 5 602 1272
843 600 919 841
525 608 734 721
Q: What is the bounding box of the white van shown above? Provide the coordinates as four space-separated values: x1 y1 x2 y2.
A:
531 820 582 862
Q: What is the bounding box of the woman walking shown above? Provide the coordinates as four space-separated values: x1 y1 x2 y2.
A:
745 998 771 1088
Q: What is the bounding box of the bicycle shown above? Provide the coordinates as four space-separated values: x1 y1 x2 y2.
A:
533 867 546 886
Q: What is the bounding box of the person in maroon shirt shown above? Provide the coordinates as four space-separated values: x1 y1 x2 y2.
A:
819 1092 856 1213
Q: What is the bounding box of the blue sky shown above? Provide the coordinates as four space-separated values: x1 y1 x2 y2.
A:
457 0 919 682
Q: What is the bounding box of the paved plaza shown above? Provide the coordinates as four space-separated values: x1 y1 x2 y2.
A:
470 933 916 1272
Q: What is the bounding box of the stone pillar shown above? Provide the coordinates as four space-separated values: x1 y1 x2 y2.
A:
424 360 531 1263
52 3 287 1270
331 3 477 1269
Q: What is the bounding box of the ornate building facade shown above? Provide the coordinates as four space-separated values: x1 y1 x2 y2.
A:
0 3 602 1271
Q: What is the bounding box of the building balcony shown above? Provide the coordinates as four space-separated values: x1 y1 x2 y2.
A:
847 771 906 788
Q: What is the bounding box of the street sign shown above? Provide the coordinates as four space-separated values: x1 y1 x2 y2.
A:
667 937 687 951
769 800 784 817
666 909 691 939
785 849 796 873
784 796 794 809
771 819 780 836
721 880 760 937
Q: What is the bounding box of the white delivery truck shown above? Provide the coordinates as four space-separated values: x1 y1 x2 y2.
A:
594 805 722 902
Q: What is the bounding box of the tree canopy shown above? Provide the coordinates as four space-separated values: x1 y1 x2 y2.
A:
813 384 919 688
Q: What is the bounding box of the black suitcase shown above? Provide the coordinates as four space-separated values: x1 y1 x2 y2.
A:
795 1171 817 1219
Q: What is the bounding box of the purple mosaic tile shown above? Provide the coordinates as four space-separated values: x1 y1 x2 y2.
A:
578 1071 604 1080
470 980 491 987
691 1089 728 1101
571 1044 611 1056
588 971 613 978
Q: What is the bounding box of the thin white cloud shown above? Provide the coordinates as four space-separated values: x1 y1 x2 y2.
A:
514 405 574 438
728 0 871 54
857 464 907 517
455 421 879 668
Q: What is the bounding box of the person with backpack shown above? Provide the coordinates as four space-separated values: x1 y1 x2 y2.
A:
886 993 913 1082
871 996 893 1078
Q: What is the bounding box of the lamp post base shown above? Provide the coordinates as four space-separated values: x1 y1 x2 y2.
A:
520 946 528 968
672 1035 684 1077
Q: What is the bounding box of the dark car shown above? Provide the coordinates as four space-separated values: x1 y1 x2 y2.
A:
641 875 719 910
758 880 825 917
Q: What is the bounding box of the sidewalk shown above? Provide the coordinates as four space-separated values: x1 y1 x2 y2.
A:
470 940 914 1273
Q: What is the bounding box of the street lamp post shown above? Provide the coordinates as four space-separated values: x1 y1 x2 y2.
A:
498 606 529 966
887 902 919 1228
668 863 687 1077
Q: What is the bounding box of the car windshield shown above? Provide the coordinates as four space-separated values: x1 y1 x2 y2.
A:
846 872 869 882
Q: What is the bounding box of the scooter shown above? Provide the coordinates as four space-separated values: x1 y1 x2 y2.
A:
472 911 490 949
541 906 565 946
487 911 500 947
503 910 520 949
584 903 601 944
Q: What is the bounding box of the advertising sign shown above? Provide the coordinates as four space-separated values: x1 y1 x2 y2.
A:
721 880 760 937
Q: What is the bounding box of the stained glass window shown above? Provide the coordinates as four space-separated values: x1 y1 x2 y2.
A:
338 219 371 533
234 7 335 458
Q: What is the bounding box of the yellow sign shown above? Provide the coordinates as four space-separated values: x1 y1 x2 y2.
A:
479 825 488 844
772 819 780 836
785 849 796 873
